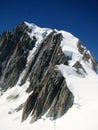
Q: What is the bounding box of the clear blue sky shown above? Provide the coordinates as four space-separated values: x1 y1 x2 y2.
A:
0 0 98 60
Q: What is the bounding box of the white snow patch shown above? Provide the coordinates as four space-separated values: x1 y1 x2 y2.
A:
57 64 78 78
59 30 83 67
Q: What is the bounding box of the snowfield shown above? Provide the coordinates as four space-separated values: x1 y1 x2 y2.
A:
0 72 98 130
0 22 98 130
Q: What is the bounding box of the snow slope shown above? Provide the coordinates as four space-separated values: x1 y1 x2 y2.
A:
0 22 98 130
0 73 98 130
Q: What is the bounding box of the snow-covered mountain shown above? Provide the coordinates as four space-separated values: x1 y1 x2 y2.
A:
0 22 98 130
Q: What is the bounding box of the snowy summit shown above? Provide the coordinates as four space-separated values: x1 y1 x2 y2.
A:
0 22 98 130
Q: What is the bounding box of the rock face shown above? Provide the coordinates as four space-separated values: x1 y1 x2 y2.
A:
0 23 36 90
0 22 97 123
21 31 73 122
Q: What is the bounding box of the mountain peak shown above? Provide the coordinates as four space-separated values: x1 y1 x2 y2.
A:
0 22 98 130
24 21 39 29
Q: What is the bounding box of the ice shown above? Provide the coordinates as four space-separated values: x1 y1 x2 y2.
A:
57 64 78 78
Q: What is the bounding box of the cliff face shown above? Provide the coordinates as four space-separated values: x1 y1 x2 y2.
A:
0 23 36 90
0 22 97 123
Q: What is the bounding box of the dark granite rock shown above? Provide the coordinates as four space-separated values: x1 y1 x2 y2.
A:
0 22 36 90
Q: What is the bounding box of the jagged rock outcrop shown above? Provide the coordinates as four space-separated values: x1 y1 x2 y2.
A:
0 22 74 122
0 23 36 90
21 31 73 122
77 40 98 72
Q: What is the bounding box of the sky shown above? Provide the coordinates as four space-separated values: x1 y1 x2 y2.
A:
0 0 98 60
